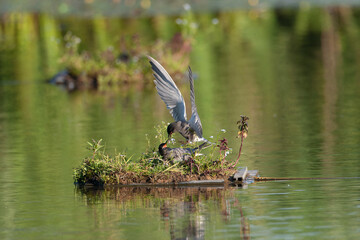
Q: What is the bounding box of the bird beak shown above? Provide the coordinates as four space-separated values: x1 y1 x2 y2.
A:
163 139 169 148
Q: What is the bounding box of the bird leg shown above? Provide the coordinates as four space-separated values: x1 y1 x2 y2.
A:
178 140 188 145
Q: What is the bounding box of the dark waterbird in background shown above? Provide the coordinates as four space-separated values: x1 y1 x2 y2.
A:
148 56 207 143
158 140 210 163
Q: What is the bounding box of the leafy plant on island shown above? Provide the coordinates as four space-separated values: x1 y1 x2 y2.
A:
73 116 249 186
52 31 192 91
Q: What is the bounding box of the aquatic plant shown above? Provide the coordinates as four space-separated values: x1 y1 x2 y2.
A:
233 115 249 167
54 32 191 91
73 119 249 186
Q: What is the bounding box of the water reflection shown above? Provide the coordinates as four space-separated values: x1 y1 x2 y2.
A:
74 179 360 239
1 3 360 240
76 186 250 239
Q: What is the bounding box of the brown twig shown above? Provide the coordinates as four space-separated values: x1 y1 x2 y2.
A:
233 116 249 168
232 135 243 168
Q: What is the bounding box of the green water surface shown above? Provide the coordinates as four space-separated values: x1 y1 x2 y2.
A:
1 2 360 239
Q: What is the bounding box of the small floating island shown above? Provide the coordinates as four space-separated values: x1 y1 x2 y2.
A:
73 117 254 187
49 33 191 92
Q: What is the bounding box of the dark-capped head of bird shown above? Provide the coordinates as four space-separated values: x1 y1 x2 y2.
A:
166 122 177 138
159 142 167 149
158 141 168 156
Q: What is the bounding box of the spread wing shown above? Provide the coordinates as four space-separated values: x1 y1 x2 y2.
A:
148 56 187 122
187 67 203 138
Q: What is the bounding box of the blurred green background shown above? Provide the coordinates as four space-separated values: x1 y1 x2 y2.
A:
1 1 360 239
